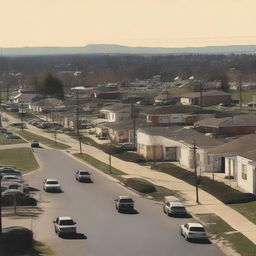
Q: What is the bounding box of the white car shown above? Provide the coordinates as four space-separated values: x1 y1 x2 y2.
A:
180 223 207 241
75 170 92 182
53 216 77 237
163 201 186 216
43 179 61 192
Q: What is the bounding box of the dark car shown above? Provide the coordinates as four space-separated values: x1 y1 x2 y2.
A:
31 140 40 148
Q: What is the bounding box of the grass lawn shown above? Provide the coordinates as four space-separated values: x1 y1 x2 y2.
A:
0 132 26 145
0 148 39 173
74 153 124 177
18 130 70 150
230 201 256 225
197 213 256 256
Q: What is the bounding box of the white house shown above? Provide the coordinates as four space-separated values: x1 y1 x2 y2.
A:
99 104 131 122
137 127 221 172
236 151 256 194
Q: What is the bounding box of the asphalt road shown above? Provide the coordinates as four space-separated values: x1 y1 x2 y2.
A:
26 148 224 256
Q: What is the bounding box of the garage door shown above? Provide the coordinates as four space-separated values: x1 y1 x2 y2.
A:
165 147 177 161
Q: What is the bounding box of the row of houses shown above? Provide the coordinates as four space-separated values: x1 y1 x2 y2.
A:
136 127 256 195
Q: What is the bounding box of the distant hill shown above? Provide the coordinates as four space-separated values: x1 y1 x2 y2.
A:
1 44 256 56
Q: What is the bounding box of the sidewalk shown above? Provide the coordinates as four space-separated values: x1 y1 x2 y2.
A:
2 112 256 245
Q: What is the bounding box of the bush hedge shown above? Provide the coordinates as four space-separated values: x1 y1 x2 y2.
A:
154 163 256 204
0 226 33 254
124 178 156 193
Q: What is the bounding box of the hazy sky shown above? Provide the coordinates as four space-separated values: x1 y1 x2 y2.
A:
1 0 256 48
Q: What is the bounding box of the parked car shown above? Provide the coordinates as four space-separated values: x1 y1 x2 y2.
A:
5 134 21 139
53 216 77 237
180 223 207 241
43 179 61 192
31 140 40 148
115 196 135 212
0 127 7 133
75 170 92 182
0 167 21 177
1 175 23 183
9 122 26 128
163 201 187 216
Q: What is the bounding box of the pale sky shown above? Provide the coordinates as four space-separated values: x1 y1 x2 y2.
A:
1 0 256 48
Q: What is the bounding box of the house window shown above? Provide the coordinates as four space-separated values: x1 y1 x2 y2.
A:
241 164 247 180
207 156 211 165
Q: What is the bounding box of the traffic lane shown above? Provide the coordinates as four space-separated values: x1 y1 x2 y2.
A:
30 148 223 256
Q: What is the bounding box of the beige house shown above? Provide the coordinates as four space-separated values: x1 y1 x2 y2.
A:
99 104 131 122
137 127 221 172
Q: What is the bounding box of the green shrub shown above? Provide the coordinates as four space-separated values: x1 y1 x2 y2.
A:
124 178 156 193
154 163 256 204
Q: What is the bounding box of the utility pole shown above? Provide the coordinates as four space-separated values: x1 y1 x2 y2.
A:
76 94 82 154
192 140 199 204
131 103 136 150
0 175 2 235
199 81 203 112
21 102 24 131
54 126 57 145
239 73 242 109
6 84 9 102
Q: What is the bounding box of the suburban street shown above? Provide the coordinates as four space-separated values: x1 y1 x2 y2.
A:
21 147 223 256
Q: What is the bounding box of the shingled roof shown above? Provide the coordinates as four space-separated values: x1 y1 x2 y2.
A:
208 134 256 154
145 105 200 115
195 115 256 128
138 126 222 148
181 90 230 98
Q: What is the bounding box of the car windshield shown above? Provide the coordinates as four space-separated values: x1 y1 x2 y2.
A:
59 220 74 225
120 198 133 202
80 172 89 175
47 181 59 184
4 177 18 180
190 227 205 232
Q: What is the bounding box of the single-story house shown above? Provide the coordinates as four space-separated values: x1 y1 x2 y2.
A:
137 126 222 172
195 114 256 136
98 119 152 143
12 93 38 104
236 150 256 194
208 134 256 175
99 103 131 122
145 105 216 125
180 90 232 106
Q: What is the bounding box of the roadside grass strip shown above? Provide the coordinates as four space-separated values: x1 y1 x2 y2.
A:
230 201 256 225
196 213 256 256
0 147 39 173
0 132 26 145
18 130 70 150
74 153 124 177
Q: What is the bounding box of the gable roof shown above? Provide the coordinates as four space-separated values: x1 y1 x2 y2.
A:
100 119 151 131
208 134 256 154
145 105 200 115
181 90 230 98
238 149 256 162
195 115 256 128
100 103 131 113
138 126 222 148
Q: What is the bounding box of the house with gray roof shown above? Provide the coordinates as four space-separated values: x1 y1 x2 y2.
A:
180 90 232 106
99 104 131 122
137 126 222 172
145 105 216 125
195 114 256 135
207 134 256 177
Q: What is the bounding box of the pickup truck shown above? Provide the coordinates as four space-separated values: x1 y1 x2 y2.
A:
115 196 134 212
